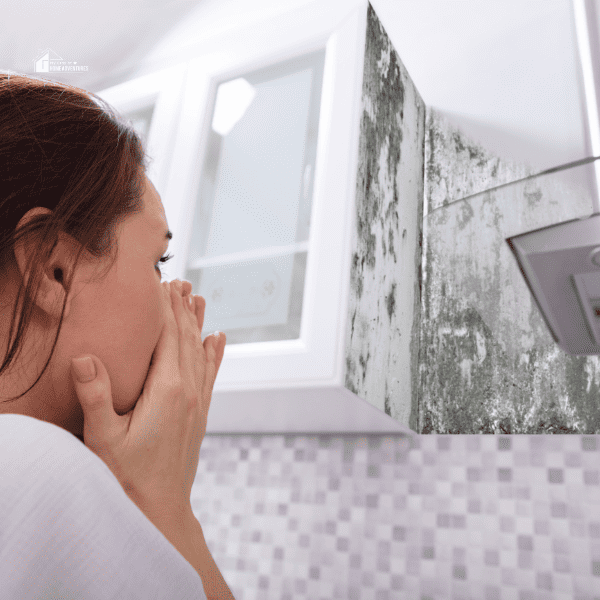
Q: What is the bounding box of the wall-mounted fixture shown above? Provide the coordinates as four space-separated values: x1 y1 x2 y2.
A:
507 207 600 356
506 0 600 358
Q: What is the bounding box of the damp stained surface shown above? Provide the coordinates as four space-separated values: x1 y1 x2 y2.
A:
345 2 600 435
343 2 426 432
425 106 536 211
420 107 600 434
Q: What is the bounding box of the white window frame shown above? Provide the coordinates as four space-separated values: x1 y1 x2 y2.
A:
164 5 363 384
161 1 409 433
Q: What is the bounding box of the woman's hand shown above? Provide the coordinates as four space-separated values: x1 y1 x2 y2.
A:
70 280 226 521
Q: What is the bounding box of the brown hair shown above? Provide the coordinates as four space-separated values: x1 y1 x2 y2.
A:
0 71 151 402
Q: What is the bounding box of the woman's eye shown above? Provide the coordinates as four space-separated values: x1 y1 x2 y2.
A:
155 253 174 277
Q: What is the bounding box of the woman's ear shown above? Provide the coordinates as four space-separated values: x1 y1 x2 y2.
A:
13 207 73 321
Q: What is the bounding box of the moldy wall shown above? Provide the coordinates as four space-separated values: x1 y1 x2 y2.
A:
344 1 600 435
343 3 426 433
419 107 600 434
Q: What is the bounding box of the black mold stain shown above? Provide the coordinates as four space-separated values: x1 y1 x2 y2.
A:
523 186 543 210
348 3 427 427
418 256 600 433
421 113 600 433
345 355 358 395
452 131 466 155
384 384 392 416
350 252 363 301
409 102 426 434
386 282 396 321
456 200 474 231
564 355 600 432
358 350 370 385
353 4 407 277
491 159 499 178
388 227 397 263
419 299 502 434
428 109 535 212
426 115 443 201
452 132 489 168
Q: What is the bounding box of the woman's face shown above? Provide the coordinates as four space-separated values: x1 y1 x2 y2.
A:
0 174 191 439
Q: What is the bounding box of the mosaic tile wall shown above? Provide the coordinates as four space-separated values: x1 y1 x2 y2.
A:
192 433 600 599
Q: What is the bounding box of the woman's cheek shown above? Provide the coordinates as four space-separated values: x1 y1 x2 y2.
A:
120 287 164 411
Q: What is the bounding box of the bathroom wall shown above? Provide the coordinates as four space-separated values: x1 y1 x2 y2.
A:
425 107 535 207
339 2 600 437
343 3 425 433
194 432 600 599
419 107 600 435
338 2 600 437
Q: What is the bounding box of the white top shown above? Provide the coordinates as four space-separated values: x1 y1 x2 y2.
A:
0 413 206 600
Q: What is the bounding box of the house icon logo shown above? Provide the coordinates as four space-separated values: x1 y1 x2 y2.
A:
33 48 88 73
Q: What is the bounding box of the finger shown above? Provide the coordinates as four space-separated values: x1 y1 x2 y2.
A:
193 295 206 336
172 283 197 402
171 279 192 298
181 292 196 327
183 294 203 360
202 334 219 412
213 332 226 375
181 280 192 297
175 282 196 330
153 282 180 379
71 354 119 451
169 282 185 359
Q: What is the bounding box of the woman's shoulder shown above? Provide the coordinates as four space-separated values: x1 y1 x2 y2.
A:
0 413 106 486
0 415 206 599
0 413 86 453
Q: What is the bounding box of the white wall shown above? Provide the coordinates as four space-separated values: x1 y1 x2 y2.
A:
2 0 590 180
370 0 587 172
117 0 588 173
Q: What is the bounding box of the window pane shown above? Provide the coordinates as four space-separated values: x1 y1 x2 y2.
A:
186 252 307 344
185 49 325 345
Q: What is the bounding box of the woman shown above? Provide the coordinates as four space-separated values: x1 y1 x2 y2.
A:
0 71 233 599
0 72 186 439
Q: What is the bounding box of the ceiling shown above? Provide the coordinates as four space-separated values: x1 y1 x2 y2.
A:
0 0 589 173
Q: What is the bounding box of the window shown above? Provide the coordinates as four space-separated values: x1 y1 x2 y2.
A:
183 50 325 345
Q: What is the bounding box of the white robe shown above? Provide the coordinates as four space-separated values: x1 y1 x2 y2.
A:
0 413 206 599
